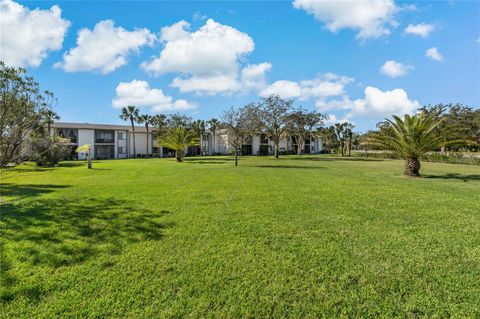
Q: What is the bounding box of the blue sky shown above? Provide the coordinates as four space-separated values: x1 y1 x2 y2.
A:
2 0 479 131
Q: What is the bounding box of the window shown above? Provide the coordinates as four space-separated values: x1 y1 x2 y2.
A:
95 130 114 143
118 132 124 140
95 145 115 159
260 134 268 144
118 146 125 154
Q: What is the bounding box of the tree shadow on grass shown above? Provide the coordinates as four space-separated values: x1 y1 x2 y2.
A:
423 173 480 182
278 156 384 162
0 197 173 303
0 162 100 180
255 165 325 170
183 157 235 164
0 184 70 201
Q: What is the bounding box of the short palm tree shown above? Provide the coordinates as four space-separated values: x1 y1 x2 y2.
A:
138 114 154 157
367 112 455 176
119 106 139 157
158 127 199 162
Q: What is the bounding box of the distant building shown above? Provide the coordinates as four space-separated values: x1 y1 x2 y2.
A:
50 122 323 160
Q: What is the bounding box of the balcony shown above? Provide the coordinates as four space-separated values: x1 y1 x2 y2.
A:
95 130 114 144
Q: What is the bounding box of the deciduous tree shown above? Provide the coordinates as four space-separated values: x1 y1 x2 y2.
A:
0 62 53 166
221 105 257 166
287 108 326 155
257 95 293 158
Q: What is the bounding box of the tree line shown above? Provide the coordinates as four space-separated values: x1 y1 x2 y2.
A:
117 95 329 166
1 62 478 176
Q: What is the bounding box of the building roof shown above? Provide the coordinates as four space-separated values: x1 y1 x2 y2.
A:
51 121 224 134
51 122 151 133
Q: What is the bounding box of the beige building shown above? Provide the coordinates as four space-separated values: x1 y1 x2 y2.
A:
51 122 323 160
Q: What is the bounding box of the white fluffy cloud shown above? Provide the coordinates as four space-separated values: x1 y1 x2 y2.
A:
241 63 272 91
425 47 443 61
350 86 420 117
142 19 268 95
0 0 70 67
112 80 196 112
316 86 420 121
260 80 301 99
292 0 398 39
56 20 156 74
171 75 241 94
380 60 414 77
260 73 353 100
404 23 434 37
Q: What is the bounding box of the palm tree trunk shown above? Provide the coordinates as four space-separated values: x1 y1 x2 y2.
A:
199 135 203 156
146 126 149 158
404 157 421 176
212 129 215 155
130 118 136 158
176 150 183 162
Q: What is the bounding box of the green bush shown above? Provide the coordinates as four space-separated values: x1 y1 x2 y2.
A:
30 135 70 166
422 152 480 165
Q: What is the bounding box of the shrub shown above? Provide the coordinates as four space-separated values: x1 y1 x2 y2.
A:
30 135 70 166
423 152 480 165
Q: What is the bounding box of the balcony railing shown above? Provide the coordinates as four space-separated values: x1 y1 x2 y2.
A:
95 138 114 143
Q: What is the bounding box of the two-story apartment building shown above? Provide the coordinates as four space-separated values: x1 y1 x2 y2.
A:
52 122 154 160
51 122 323 160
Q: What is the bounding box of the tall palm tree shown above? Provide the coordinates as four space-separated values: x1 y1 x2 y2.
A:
191 120 206 155
151 114 167 157
138 114 154 157
207 118 220 155
334 122 347 156
367 112 458 176
40 109 60 134
158 127 199 162
119 106 139 158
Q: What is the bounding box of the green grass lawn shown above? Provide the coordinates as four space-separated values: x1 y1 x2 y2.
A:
1 155 479 318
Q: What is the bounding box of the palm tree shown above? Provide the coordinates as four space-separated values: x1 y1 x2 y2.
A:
367 112 457 176
138 114 154 157
334 122 347 156
207 118 220 155
191 120 206 155
119 106 139 158
158 127 199 162
40 109 60 134
151 114 167 157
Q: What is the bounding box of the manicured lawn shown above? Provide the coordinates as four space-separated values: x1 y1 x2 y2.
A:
1 155 479 318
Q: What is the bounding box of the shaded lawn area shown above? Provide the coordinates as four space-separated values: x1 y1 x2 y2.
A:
1 155 479 317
